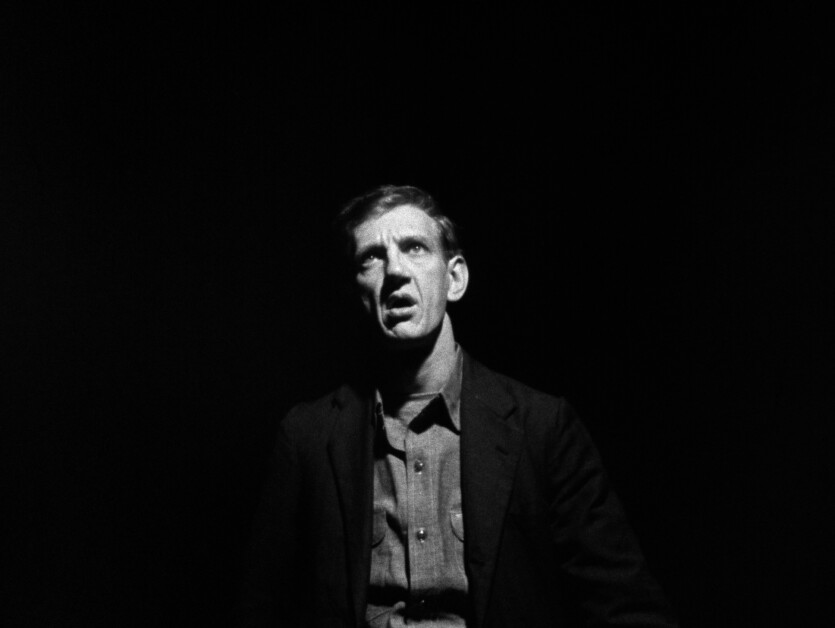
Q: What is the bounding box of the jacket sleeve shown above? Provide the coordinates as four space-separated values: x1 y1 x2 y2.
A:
238 408 304 628
545 398 678 627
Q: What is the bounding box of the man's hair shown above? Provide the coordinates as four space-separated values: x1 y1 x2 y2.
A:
333 184 462 264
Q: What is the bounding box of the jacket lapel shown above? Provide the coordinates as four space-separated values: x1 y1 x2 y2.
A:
460 354 523 628
327 384 376 628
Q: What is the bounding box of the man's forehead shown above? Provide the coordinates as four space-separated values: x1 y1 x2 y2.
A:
353 204 442 244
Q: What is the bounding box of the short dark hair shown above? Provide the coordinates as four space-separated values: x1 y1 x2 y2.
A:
333 184 462 264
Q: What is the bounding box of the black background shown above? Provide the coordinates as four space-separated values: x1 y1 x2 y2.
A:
3 5 832 627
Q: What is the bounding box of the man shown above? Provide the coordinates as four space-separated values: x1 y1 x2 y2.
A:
241 185 677 627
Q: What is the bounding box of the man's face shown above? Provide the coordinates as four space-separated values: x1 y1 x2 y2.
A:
351 204 467 347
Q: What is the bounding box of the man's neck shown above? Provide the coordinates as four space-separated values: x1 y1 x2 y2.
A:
375 314 458 397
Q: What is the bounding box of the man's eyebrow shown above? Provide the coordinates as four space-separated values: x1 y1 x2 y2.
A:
397 233 433 245
354 242 384 258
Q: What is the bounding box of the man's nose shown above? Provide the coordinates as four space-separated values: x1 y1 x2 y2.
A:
385 249 408 277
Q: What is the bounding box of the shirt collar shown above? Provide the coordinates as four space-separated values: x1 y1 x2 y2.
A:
373 344 464 432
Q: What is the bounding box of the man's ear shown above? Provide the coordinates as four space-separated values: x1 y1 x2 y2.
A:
446 255 469 303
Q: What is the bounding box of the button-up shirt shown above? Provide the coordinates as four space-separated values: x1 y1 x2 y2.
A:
365 347 467 627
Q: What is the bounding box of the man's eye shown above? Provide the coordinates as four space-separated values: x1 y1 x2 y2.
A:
359 251 381 266
406 242 426 254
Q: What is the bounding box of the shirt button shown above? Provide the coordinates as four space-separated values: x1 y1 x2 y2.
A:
416 527 427 542
413 459 425 473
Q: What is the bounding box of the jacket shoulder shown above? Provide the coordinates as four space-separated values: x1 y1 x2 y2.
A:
278 383 368 439
464 353 567 416
463 354 591 460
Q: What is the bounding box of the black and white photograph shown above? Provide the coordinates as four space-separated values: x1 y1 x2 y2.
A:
4 5 832 627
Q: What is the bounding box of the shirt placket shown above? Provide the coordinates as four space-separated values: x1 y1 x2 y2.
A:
404 423 439 599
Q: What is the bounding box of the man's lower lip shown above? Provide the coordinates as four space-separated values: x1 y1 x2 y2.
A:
385 305 416 316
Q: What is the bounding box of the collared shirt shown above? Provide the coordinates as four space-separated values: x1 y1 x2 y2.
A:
365 347 467 628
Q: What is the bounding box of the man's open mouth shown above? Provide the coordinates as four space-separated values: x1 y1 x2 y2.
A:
384 294 417 316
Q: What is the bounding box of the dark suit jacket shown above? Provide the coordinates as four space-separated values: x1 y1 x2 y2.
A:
241 353 676 627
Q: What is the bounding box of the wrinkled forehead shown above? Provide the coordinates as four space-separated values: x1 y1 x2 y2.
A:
351 204 443 249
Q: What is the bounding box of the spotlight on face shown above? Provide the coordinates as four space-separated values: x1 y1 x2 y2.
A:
352 204 468 348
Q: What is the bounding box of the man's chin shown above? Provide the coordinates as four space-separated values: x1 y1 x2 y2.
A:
378 323 433 350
